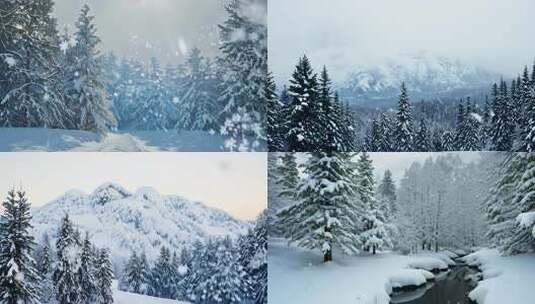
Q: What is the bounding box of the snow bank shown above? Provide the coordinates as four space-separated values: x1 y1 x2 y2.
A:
407 257 449 272
386 269 434 293
463 249 535 304
113 281 189 304
418 251 456 266
269 239 457 304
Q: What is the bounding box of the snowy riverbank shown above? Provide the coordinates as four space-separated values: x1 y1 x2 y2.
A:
268 238 464 304
463 249 535 304
0 127 227 151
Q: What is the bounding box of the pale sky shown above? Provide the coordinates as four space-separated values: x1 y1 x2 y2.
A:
369 152 481 183
53 0 227 63
0 153 266 220
269 0 535 83
292 152 482 185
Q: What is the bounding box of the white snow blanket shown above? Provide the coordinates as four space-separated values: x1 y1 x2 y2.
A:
463 249 535 304
407 257 449 271
0 128 229 151
113 281 190 304
268 238 453 304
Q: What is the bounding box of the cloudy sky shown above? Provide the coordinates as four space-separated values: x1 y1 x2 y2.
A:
0 153 266 220
53 0 226 63
269 0 535 83
369 152 481 183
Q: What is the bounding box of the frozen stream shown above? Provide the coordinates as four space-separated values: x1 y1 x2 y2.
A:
390 263 478 304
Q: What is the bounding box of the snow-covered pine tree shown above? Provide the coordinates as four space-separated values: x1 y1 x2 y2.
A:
481 95 492 148
431 128 444 152
489 80 514 151
441 129 456 151
414 119 431 152
485 154 525 249
377 113 394 152
356 153 391 254
462 99 482 151
284 55 321 151
318 66 344 151
129 57 175 131
266 72 286 151
0 0 68 128
332 93 357 151
78 233 96 304
277 152 361 262
364 118 381 152
202 237 247 303
149 246 175 299
122 251 145 294
251 211 267 304
187 240 218 303
175 48 218 131
174 248 191 301
276 152 300 208
504 153 535 254
39 238 55 304
393 83 414 151
95 248 114 304
377 169 397 217
454 100 466 149
66 4 116 133
218 0 267 151
54 213 81 304
516 65 535 152
0 189 41 303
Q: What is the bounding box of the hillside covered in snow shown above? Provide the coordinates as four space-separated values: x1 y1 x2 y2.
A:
339 52 498 107
31 183 250 265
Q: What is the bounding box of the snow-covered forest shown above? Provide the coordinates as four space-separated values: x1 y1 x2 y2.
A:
0 188 267 304
268 152 535 303
0 0 266 151
268 55 535 152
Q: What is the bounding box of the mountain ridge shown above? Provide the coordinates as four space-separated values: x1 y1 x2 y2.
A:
338 52 499 107
31 182 250 265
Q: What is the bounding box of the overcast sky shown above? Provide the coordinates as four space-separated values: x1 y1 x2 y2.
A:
269 0 535 83
0 153 266 220
291 152 481 185
369 152 481 183
53 0 226 63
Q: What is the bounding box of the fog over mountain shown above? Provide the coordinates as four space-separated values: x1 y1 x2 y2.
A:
269 0 535 85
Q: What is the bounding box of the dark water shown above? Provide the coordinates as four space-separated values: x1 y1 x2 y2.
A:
390 264 478 304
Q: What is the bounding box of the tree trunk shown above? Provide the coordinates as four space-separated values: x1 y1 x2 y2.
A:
372 245 376 255
324 250 332 262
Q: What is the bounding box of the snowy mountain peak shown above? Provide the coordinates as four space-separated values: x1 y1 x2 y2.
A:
31 184 250 265
89 182 132 205
133 186 162 202
340 52 498 106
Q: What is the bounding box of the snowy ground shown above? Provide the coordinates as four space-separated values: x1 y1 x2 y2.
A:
0 128 229 151
113 281 190 304
268 238 458 304
463 249 535 304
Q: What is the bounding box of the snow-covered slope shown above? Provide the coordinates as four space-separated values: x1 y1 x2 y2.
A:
113 281 190 304
0 128 228 151
31 183 249 264
340 52 497 107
